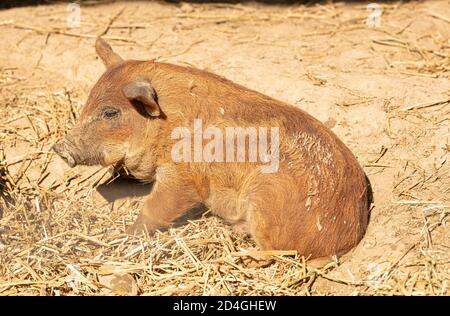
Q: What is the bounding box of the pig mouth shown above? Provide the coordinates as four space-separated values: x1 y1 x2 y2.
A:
52 140 113 168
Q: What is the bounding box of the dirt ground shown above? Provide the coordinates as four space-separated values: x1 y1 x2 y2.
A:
0 0 449 295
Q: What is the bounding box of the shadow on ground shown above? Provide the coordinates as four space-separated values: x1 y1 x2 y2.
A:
96 175 209 230
96 177 153 202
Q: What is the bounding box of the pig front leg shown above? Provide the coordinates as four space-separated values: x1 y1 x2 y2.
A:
127 166 202 235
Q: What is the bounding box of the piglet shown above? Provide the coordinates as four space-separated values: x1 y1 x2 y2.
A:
53 38 370 260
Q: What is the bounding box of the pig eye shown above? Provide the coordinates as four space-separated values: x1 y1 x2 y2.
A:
102 107 121 119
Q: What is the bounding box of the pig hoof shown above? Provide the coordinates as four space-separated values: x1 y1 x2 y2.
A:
126 223 145 236
126 218 155 236
231 221 250 237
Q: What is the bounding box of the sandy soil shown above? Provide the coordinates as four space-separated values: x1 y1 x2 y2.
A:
0 0 449 295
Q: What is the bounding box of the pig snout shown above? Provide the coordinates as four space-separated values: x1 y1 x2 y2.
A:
52 140 78 167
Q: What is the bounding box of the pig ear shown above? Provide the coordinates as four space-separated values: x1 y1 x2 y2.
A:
123 79 161 117
95 37 123 68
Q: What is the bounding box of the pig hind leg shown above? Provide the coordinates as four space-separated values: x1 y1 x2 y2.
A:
244 176 355 260
243 175 315 255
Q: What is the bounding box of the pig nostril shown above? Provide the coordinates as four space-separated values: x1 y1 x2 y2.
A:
52 142 77 167
51 143 61 154
62 153 76 167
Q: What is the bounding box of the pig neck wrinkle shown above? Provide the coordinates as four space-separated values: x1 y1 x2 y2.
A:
122 122 158 180
123 149 155 181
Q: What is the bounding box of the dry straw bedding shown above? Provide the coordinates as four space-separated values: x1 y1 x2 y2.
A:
0 1 449 295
